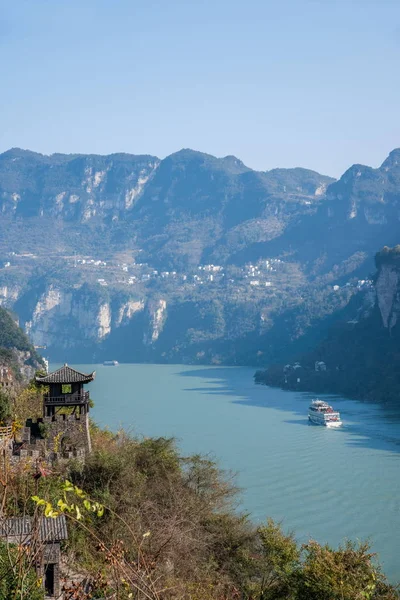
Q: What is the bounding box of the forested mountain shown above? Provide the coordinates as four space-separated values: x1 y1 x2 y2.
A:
0 147 332 267
256 246 400 402
0 147 400 364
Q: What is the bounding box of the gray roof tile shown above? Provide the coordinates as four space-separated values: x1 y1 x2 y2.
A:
0 516 68 542
36 364 95 384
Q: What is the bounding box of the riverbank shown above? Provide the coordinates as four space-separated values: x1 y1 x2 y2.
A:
254 351 400 405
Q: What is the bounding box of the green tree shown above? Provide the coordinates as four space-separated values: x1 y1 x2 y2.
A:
296 539 386 600
253 519 300 600
0 391 11 423
0 540 44 600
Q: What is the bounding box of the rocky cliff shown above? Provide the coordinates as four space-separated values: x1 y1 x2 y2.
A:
376 263 400 331
0 148 160 222
16 283 167 362
375 246 400 332
0 306 43 381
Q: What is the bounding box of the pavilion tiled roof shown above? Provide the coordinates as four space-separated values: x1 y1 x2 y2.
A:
0 515 68 542
35 364 95 384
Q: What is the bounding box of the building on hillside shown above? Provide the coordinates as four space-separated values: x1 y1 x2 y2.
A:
35 364 95 457
11 364 95 464
0 424 13 455
0 366 13 388
315 361 327 372
1 365 96 596
0 515 68 598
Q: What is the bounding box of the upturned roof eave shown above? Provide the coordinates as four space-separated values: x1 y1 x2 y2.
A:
35 363 95 384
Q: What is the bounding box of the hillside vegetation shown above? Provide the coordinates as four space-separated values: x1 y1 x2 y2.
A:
0 306 43 381
255 246 400 403
2 417 398 599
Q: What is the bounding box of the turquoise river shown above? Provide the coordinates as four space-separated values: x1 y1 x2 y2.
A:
58 363 400 581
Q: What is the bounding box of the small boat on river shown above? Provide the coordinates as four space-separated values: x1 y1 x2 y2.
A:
308 399 342 427
103 360 119 366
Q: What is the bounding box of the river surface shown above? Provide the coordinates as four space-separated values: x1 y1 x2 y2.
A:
57 363 400 581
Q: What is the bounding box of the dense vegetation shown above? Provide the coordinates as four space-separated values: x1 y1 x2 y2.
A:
0 306 43 379
2 414 399 599
256 314 400 403
0 307 33 352
255 247 400 403
0 541 43 600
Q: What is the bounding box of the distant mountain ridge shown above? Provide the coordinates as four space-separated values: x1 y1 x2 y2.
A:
0 147 333 268
0 146 400 365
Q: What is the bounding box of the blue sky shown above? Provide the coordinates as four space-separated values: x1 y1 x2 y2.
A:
1 0 400 177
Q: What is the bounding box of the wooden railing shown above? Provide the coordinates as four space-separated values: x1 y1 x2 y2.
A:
44 392 89 405
0 425 13 438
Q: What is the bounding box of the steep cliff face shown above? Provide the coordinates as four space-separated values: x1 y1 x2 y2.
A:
23 285 146 352
19 283 172 361
0 286 21 306
0 149 160 222
13 350 40 381
376 263 400 331
115 300 144 327
144 299 167 345
24 287 169 359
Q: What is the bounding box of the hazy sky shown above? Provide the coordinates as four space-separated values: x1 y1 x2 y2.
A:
1 0 400 177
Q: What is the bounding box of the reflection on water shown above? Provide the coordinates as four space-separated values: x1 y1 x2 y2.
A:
59 363 400 581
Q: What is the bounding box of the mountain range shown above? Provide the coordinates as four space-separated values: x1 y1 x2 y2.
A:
0 147 399 366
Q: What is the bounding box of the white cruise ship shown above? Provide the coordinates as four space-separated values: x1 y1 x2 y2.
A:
308 399 342 427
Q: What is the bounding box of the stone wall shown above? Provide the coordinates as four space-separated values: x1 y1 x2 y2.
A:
43 412 91 457
11 412 91 465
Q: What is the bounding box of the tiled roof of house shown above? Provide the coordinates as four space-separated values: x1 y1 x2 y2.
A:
35 364 95 384
0 515 68 542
